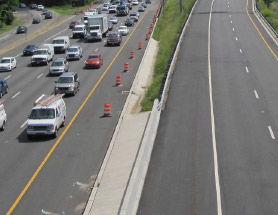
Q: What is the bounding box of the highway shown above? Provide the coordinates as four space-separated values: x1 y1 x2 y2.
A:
137 0 278 214
0 1 159 214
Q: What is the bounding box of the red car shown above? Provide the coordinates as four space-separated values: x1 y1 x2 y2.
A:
85 54 103 69
69 21 79 29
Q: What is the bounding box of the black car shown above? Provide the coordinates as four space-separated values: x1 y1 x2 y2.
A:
16 26 27 34
23 45 38 56
19 3 27 8
0 78 8 98
30 3 37 9
42 9 49 15
45 12 52 19
145 0 151 3
32 17 40 24
141 2 147 8
108 21 113 31
125 18 134 26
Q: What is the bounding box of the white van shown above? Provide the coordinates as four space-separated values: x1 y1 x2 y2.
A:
41 43 54 57
0 100 7 131
27 94 66 139
52 36 70 53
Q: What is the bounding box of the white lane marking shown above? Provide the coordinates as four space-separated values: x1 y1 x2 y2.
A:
4 75 11 80
240 49 242 53
235 37 238 41
95 48 99 52
268 126 275 139
228 5 230 8
229 14 231 18
104 40 106 43
231 20 232 24
15 53 22 58
208 0 223 214
0 35 9 41
245 66 249 73
35 94 45 103
232 28 234 31
37 73 44 79
254 90 259 99
12 91 21 99
20 119 28 128
44 28 68 42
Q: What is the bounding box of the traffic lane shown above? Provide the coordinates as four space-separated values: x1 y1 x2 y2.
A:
137 0 222 215
211 0 278 213
10 4 159 214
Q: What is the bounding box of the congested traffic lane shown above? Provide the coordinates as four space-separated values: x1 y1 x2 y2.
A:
0 1 158 214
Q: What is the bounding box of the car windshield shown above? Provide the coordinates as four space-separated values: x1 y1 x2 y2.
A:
53 40 64 44
88 55 99 60
29 108 55 119
26 45 35 49
68 48 78 52
108 34 118 38
119 26 126 30
74 27 83 31
34 50 47 55
71 21 78 24
130 13 137 16
51 61 63 66
117 6 125 9
57 77 73 83
89 26 99 30
83 17 88 21
0 59 11 63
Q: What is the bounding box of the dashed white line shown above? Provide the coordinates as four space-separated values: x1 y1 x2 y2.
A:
15 53 22 58
240 49 242 53
95 48 99 52
268 126 275 139
35 94 45 103
232 28 234 31
231 20 233 24
4 75 11 80
254 90 259 99
229 15 231 18
245 66 249 73
12 91 21 99
104 40 106 43
228 5 230 8
0 35 9 41
37 73 44 79
44 28 68 42
235 37 238 41
20 119 28 128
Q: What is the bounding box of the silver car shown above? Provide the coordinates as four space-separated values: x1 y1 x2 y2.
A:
55 72 80 96
66 45 83 61
49 58 69 76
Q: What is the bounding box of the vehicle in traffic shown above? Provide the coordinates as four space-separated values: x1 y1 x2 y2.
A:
42 9 49 15
0 79 8 98
0 57 16 72
49 58 69 75
23 44 38 56
126 3 132 9
66 45 83 60
45 12 52 19
37 4 44 10
108 21 113 30
83 13 95 25
108 5 117 13
132 0 139 5
118 26 129 35
27 94 66 139
19 3 27 8
117 4 129 16
72 24 87 38
31 44 54 66
0 100 7 131
145 0 151 3
52 36 70 53
16 26 27 34
102 3 109 11
141 2 147 8
107 32 122 46
85 54 103 69
55 72 80 96
32 17 41 24
69 21 79 29
109 16 118 24
86 14 109 41
125 18 134 26
89 8 97 13
130 12 139 22
138 6 145 12
30 3 37 9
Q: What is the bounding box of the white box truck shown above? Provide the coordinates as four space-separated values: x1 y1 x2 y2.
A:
86 14 108 42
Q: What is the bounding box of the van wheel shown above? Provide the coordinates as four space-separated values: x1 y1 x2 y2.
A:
27 134 32 139
53 127 58 138
0 121 5 131
61 117 65 127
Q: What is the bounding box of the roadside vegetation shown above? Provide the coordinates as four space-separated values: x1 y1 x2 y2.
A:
141 0 195 111
0 0 19 31
257 0 278 31
48 1 95 16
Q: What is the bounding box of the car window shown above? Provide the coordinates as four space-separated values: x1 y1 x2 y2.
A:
53 40 64 44
51 61 63 66
68 48 78 52
88 55 99 60
29 108 55 119
0 59 11 63
57 77 74 83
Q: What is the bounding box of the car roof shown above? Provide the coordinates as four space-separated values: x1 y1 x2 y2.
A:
59 72 76 77
2 57 13 60
68 45 80 48
53 58 66 62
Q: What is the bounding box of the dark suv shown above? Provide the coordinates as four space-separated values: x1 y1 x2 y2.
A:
107 32 122 46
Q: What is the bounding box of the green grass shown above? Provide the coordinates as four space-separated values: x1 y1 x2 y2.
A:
141 0 195 111
48 1 97 16
0 19 21 35
257 0 278 31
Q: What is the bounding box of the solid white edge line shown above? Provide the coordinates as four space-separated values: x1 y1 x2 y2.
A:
4 75 11 80
37 73 44 79
268 126 275 139
245 66 249 73
254 90 259 99
12 91 21 99
20 119 28 128
208 0 223 214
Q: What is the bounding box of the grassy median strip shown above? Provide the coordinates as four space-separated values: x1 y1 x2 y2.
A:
257 0 278 31
0 19 21 35
141 0 195 111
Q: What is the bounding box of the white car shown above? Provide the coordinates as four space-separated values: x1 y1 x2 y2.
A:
102 5 109 11
132 0 139 5
37 5 44 10
108 5 117 13
0 57 16 72
109 16 118 24
118 26 129 35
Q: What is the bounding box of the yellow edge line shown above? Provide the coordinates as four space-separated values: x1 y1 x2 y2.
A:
246 0 278 62
6 11 149 215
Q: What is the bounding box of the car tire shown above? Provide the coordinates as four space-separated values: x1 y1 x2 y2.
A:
0 121 5 131
61 117 65 127
52 127 58 138
27 134 32 139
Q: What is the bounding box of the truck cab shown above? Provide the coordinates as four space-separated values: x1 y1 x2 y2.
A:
72 24 87 38
31 47 53 66
87 25 102 41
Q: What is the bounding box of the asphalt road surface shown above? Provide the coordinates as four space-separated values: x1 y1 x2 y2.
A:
137 0 278 214
0 1 159 214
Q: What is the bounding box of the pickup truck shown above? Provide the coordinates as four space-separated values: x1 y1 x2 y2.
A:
72 24 87 38
31 45 54 66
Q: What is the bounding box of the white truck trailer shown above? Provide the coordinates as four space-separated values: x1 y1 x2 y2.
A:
86 14 108 42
